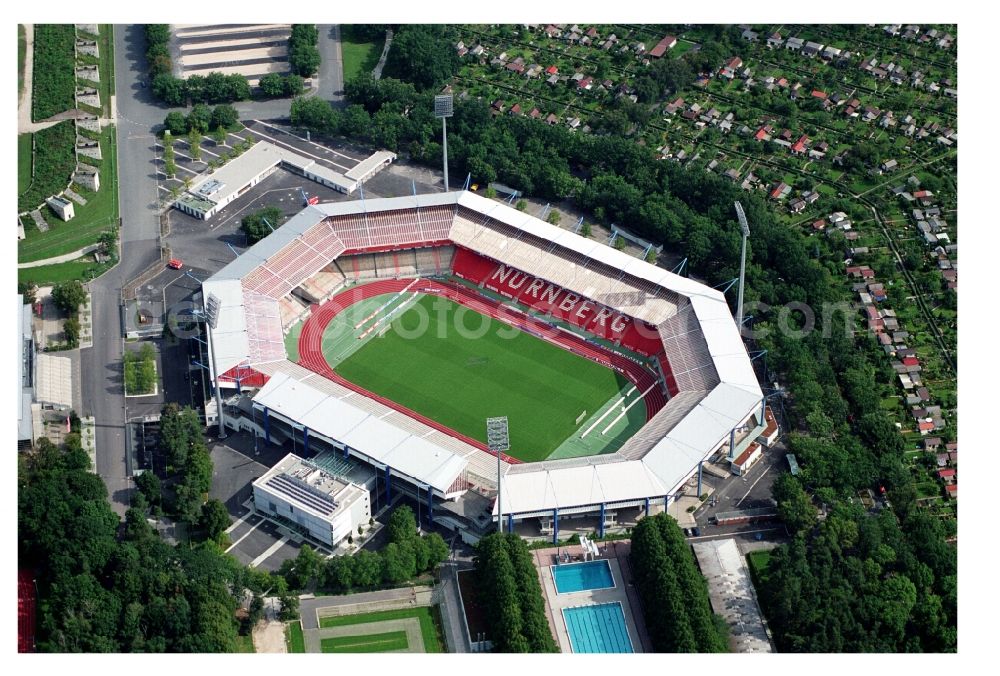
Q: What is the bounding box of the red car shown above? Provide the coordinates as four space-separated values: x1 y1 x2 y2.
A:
167 258 183 270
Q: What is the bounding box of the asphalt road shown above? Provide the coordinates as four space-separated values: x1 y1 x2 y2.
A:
317 24 345 105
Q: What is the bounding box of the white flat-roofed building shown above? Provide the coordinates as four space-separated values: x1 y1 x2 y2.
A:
174 141 396 220
253 453 370 548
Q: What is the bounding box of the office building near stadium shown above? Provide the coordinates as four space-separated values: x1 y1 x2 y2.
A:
201 190 771 544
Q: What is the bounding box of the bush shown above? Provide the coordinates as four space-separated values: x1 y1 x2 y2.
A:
211 104 240 131
32 24 76 120
241 206 283 245
124 342 157 395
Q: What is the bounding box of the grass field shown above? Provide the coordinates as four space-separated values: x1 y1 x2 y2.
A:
317 606 443 652
286 621 305 653
341 28 384 82
332 295 628 462
18 260 100 286
19 124 119 263
320 630 409 653
235 633 255 653
18 133 32 195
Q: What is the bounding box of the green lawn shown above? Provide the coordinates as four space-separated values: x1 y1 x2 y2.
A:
18 260 101 286
341 29 383 82
18 133 32 195
321 630 409 653
332 294 628 462
746 549 771 592
18 124 119 263
317 606 444 653
286 621 305 653
235 633 255 653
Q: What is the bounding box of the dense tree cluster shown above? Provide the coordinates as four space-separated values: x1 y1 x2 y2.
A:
19 437 278 651
288 24 321 77
382 25 460 91
472 533 558 653
630 513 728 652
146 27 251 107
241 206 284 245
277 505 449 593
163 104 240 137
158 405 214 524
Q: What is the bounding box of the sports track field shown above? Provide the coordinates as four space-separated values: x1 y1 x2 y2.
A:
334 294 631 462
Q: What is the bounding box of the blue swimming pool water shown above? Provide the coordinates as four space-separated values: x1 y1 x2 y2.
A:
562 603 634 653
552 560 615 594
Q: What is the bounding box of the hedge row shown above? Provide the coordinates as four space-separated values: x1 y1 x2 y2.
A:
32 24 77 120
18 121 76 213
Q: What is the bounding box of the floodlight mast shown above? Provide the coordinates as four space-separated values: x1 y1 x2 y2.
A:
734 202 751 334
204 292 227 439
434 95 454 192
487 416 510 533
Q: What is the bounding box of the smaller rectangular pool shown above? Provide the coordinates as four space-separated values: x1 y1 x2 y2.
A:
552 559 615 594
562 602 634 653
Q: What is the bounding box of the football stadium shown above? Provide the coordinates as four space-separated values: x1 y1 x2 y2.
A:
201 190 769 542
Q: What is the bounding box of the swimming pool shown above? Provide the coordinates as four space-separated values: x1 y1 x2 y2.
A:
562 602 634 653
552 559 615 594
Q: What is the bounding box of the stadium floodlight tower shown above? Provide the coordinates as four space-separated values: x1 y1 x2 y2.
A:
734 201 751 334
434 94 454 192
486 416 510 533
204 292 228 440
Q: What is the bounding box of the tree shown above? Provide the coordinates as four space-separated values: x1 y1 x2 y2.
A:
423 532 449 569
212 125 228 147
163 111 188 136
580 222 592 238
515 199 528 212
63 316 80 347
277 593 299 621
386 505 417 545
773 474 817 533
613 235 626 250
281 74 305 98
186 103 213 133
152 74 186 106
188 128 202 161
259 73 285 98
546 209 561 225
241 206 283 245
210 104 240 131
290 96 335 132
199 499 230 542
52 280 87 316
135 470 162 507
383 25 460 91
288 24 321 77
18 281 38 305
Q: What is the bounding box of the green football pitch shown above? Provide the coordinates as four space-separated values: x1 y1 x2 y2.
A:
320 630 409 653
332 294 637 462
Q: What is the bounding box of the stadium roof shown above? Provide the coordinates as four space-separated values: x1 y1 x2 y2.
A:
204 190 762 515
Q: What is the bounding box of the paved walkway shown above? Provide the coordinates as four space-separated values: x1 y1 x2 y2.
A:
18 244 100 268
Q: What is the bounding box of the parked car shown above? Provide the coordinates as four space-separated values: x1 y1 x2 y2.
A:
167 258 183 270
692 527 701 537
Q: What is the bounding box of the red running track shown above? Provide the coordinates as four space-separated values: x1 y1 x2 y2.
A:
297 279 668 463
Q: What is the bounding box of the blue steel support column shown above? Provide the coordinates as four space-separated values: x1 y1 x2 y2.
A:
729 427 737 460
697 461 704 497
645 496 650 516
508 513 514 533
553 508 559 544
303 427 310 455
385 466 391 502
263 407 271 444
760 397 767 422
343 444 350 459
599 503 606 538
426 485 433 525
